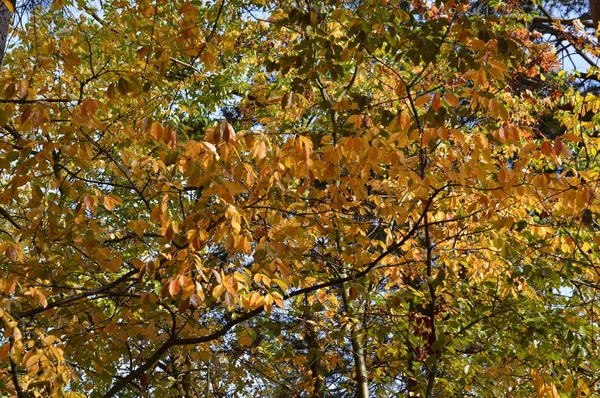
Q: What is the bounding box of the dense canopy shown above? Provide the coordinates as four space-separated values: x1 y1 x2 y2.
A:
0 0 600 396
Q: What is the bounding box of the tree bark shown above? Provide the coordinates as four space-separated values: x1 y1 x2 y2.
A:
591 0 600 28
305 307 325 398
341 280 369 398
0 1 12 65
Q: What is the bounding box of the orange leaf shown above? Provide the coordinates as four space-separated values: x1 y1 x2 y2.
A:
444 92 460 107
169 279 181 297
0 344 9 361
239 335 253 347
150 122 163 140
414 94 431 108
540 141 553 156
478 68 489 88
83 194 97 212
257 141 267 159
399 113 412 131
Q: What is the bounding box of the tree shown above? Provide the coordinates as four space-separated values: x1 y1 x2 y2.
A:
0 0 600 397
0 0 14 64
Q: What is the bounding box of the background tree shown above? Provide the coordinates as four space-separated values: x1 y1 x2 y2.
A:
0 0 599 397
0 0 14 63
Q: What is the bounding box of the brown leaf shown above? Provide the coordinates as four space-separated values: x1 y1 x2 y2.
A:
190 293 203 308
221 121 236 144
0 344 9 361
431 93 441 111
178 298 190 313
4 83 15 100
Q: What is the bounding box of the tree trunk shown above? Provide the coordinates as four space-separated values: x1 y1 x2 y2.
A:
341 280 369 398
305 310 325 398
0 1 12 65
591 0 600 28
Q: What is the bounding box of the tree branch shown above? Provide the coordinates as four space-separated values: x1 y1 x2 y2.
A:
16 270 137 318
9 346 25 398
535 5 598 68
0 98 76 103
531 16 594 29
0 205 22 229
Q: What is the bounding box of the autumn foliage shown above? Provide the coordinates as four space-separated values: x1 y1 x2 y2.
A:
0 0 600 397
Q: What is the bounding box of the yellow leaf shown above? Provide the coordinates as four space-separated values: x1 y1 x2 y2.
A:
489 60 508 71
531 370 545 398
103 257 123 272
103 195 123 211
36 290 48 308
213 284 225 299
470 38 486 51
579 378 590 395
489 98 499 118
272 278 288 290
332 99 353 110
200 51 219 70
463 70 479 80
498 103 508 121
2 0 15 13
230 213 241 234
564 375 573 392
450 129 465 146
549 382 560 398
488 66 504 81
24 351 39 369
256 141 267 159
201 141 218 156
13 327 22 342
